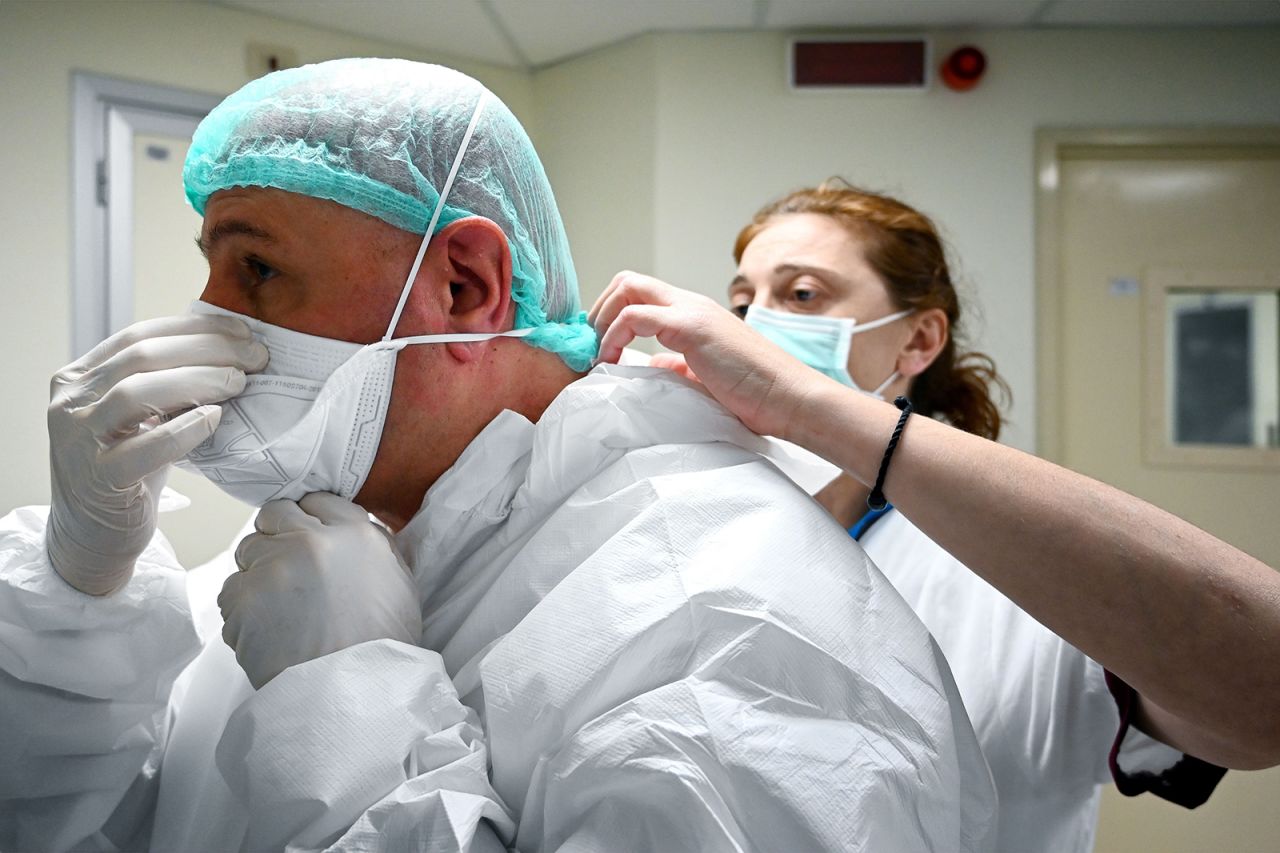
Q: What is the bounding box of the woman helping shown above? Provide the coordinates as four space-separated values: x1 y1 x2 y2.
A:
590 180 1280 853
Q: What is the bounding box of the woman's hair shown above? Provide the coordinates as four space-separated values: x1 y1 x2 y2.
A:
734 178 1010 440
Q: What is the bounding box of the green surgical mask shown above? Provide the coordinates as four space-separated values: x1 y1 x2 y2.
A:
745 304 912 399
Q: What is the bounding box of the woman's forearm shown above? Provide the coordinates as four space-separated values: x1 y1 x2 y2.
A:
794 382 1280 769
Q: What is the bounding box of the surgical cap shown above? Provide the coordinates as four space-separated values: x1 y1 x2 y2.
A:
183 58 597 370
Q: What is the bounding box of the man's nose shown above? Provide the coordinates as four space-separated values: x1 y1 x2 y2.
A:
197 275 252 315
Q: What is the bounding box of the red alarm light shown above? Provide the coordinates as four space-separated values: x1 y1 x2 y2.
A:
940 46 986 91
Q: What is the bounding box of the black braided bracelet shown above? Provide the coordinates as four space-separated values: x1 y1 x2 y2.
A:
867 396 913 511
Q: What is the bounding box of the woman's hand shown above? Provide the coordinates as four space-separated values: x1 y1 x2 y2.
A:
590 271 836 441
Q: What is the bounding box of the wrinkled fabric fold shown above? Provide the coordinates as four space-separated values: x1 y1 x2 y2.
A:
217 641 516 851
0 506 200 852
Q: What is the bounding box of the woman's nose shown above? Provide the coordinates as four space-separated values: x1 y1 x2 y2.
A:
752 292 783 312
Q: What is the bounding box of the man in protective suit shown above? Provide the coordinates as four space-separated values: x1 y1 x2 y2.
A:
0 59 994 851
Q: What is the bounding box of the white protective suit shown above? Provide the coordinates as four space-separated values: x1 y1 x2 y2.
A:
1 367 996 851
862 509 1189 853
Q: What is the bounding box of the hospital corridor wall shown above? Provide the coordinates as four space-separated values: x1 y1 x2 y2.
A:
2 3 1279 850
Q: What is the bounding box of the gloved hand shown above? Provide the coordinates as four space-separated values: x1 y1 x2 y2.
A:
219 492 423 690
46 314 268 595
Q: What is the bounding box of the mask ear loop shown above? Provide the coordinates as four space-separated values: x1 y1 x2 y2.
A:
868 371 901 399
849 308 914 335
849 307 911 397
383 92 490 343
848 309 912 398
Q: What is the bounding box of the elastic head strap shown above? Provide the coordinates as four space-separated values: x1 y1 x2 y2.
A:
383 92 490 343
388 327 533 347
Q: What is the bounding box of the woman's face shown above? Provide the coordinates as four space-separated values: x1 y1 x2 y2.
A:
730 212 911 394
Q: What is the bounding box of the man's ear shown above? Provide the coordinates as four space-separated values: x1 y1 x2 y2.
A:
434 217 514 332
896 307 949 379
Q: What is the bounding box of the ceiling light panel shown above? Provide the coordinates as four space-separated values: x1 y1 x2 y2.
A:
491 0 756 67
763 0 1041 29
1040 0 1280 28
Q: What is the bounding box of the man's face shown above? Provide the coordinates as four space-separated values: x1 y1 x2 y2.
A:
197 187 422 341
197 187 467 527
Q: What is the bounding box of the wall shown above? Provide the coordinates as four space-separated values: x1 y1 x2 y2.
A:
0 0 532 516
534 35 658 314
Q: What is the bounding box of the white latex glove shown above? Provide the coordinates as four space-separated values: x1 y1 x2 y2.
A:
219 493 423 690
46 314 269 595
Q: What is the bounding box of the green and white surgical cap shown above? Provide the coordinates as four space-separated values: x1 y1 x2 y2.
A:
183 58 597 370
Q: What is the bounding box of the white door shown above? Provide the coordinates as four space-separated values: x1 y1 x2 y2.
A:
1044 136 1280 852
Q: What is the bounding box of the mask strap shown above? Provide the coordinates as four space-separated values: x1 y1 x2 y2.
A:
856 311 911 398
383 92 490 343
870 371 901 398
852 308 913 334
390 328 534 346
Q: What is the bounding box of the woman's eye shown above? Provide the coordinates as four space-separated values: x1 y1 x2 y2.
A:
731 303 749 319
791 287 817 303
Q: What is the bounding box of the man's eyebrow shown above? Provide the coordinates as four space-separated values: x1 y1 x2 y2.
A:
194 220 277 259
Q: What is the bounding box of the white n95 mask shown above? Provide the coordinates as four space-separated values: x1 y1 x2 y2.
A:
745 304 912 399
179 92 527 507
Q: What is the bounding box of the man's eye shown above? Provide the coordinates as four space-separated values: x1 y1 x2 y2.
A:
792 287 817 303
243 257 279 284
731 304 749 319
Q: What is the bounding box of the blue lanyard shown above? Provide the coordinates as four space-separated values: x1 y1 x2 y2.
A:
849 503 893 541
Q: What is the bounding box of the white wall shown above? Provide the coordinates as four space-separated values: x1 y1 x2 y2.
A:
0 0 532 514
535 35 658 311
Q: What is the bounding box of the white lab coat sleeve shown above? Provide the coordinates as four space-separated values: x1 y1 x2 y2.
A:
0 505 201 852
214 639 517 852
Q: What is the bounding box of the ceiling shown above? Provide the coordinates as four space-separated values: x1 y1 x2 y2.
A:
205 0 1280 71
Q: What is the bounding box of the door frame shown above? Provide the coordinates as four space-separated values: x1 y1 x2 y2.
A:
71 72 221 358
1033 126 1280 462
